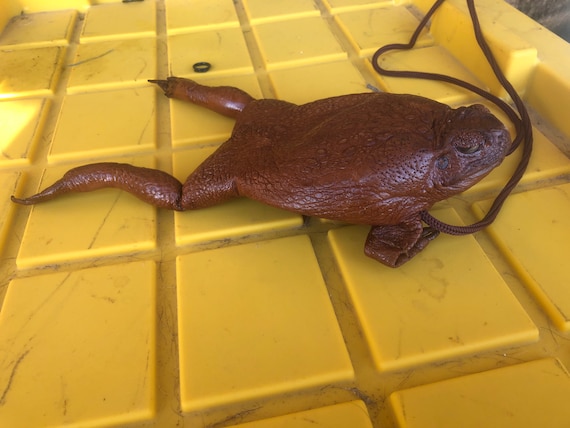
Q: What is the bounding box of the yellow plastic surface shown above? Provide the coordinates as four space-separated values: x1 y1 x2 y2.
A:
176 236 353 412
335 6 433 57
473 183 570 331
165 0 240 35
0 46 65 98
67 38 157 92
242 0 320 24
229 400 373 427
269 60 368 104
168 28 254 77
0 98 50 166
0 10 76 49
0 1 569 427
252 17 347 70
49 86 157 161
370 45 484 104
80 0 156 42
390 358 570 427
0 261 156 427
328 208 538 371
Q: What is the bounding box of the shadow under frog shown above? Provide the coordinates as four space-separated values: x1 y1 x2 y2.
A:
12 77 511 267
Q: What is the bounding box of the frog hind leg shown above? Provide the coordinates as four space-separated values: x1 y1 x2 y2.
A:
11 162 239 212
364 220 440 267
149 77 255 119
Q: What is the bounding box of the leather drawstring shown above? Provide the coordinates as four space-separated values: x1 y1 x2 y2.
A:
371 0 533 235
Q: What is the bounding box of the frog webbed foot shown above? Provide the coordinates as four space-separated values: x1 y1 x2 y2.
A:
364 221 440 267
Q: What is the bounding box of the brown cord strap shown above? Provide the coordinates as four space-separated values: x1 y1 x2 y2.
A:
371 0 533 235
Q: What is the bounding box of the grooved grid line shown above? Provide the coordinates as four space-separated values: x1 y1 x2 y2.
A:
0 1 570 427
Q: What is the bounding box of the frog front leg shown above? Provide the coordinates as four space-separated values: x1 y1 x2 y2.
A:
149 77 255 119
364 220 440 267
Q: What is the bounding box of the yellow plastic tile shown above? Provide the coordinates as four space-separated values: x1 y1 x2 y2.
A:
0 46 65 98
509 8 570 139
369 45 484 105
176 236 354 412
169 74 262 147
328 208 538 372
1 1 570 427
48 86 156 162
167 28 253 77
0 98 50 166
80 0 156 42
173 147 303 246
242 0 320 24
15 157 158 269
465 127 570 195
10 1 90 13
252 17 347 70
0 171 20 248
335 6 433 58
0 261 156 427
527 62 570 139
322 0 393 14
165 0 239 35
229 400 373 428
269 60 368 104
390 358 570 428
473 183 570 331
430 0 537 97
67 38 156 93
0 10 76 49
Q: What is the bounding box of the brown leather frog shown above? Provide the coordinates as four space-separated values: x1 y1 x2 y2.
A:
12 77 511 266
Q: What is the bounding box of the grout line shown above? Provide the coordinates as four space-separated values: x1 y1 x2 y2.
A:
151 2 184 427
231 0 276 99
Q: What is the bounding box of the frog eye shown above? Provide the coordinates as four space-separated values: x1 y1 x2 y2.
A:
436 156 449 169
456 143 481 154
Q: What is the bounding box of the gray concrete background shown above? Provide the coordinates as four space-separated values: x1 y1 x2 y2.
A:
506 0 570 42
